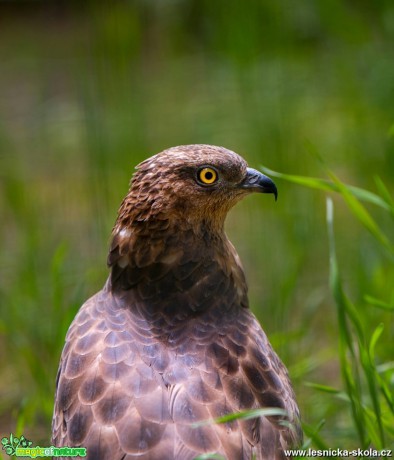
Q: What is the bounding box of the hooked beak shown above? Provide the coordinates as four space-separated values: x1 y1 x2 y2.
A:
240 168 278 201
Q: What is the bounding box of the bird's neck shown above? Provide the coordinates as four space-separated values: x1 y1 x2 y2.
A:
106 219 248 315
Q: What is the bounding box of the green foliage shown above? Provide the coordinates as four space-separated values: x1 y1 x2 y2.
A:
265 167 394 451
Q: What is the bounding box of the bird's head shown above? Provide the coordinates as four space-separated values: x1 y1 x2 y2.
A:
109 145 277 299
115 144 277 234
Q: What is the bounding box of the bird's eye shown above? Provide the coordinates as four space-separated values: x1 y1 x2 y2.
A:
197 167 218 185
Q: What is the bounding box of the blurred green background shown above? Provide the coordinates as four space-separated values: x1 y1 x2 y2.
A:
0 0 393 456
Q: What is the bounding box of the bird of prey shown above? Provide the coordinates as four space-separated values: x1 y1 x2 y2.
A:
52 144 302 460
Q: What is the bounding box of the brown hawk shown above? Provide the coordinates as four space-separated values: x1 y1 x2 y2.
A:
52 145 302 459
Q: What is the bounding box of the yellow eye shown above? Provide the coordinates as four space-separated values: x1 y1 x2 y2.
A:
198 167 218 185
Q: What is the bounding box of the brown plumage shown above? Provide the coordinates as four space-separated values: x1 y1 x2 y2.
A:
52 144 302 459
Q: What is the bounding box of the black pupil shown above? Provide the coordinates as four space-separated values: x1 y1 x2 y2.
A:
205 171 213 180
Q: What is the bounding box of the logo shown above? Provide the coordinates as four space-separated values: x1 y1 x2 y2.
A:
1 433 87 458
2 434 32 456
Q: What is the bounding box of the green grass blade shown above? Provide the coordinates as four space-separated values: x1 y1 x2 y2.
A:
359 344 384 447
301 420 328 450
327 172 393 254
304 382 341 394
369 323 384 362
260 167 392 212
194 454 226 460
365 295 394 311
374 176 394 217
326 198 367 446
193 407 288 427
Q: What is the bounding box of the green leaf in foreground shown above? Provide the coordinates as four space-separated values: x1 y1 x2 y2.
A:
365 295 394 311
193 407 288 427
260 166 392 212
304 382 341 394
326 198 367 446
369 323 384 363
260 166 394 254
302 419 328 451
194 454 226 460
328 171 393 253
374 176 394 217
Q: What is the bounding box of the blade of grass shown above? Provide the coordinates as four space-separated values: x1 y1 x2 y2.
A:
365 295 394 311
260 166 392 212
301 419 328 451
194 454 226 460
193 407 288 427
326 198 367 447
327 171 393 254
369 323 384 363
304 382 341 395
359 342 384 447
261 165 393 253
374 176 394 218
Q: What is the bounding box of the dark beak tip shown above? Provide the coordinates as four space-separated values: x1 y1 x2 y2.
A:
271 183 278 201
